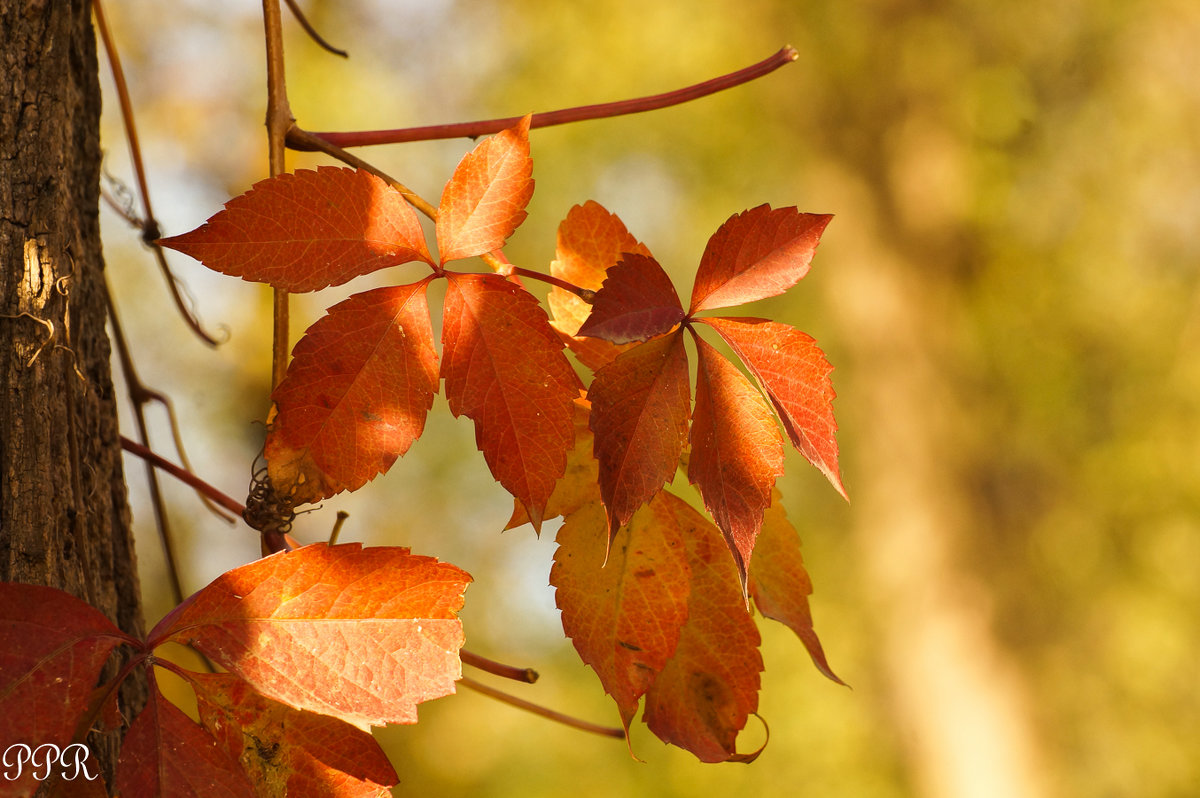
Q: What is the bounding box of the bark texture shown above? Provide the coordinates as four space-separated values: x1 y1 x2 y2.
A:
1 0 145 783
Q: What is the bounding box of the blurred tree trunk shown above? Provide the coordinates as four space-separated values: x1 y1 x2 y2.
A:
0 0 145 784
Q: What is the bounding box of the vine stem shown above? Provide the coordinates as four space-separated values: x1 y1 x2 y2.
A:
263 0 293 390
120 436 246 518
295 46 799 149
458 676 625 739
461 650 539 683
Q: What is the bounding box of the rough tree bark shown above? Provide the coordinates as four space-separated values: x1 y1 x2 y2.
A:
1 0 145 784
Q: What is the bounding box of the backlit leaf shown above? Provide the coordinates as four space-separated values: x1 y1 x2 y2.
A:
436 116 534 263
155 543 470 729
689 205 831 313
577 253 686 344
193 673 397 798
697 316 846 499
642 494 763 763
0 584 132 797
551 498 691 734
158 166 433 292
748 492 844 685
588 331 690 540
505 397 600 530
688 336 785 586
441 272 580 530
266 280 439 505
549 201 652 368
115 686 255 798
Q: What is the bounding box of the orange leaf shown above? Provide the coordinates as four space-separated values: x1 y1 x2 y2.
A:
551 498 691 734
642 494 763 763
588 331 690 541
548 201 652 369
577 254 685 344
688 336 784 586
505 396 600 530
436 116 534 263
157 543 470 729
0 584 131 797
441 273 580 529
115 687 255 798
193 673 398 797
748 492 845 685
265 281 439 505
689 205 831 313
697 316 846 499
158 167 433 292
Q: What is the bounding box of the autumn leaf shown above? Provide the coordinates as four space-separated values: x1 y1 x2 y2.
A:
266 280 439 505
688 336 784 587
551 498 692 735
641 493 764 763
0 583 133 796
158 166 433 292
696 316 845 498
441 272 580 529
548 200 651 369
748 492 844 685
115 685 255 798
577 253 686 344
505 396 600 530
153 543 471 729
193 673 397 798
689 205 831 313
588 331 690 540
436 116 534 263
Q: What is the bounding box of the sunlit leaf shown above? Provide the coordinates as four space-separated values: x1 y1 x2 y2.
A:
577 253 686 344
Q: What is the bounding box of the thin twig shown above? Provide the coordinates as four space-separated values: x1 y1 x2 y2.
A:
120 436 247 519
93 0 222 347
461 650 539 683
282 0 348 57
458 676 624 739
511 267 595 302
328 511 349 545
296 46 800 149
263 0 294 390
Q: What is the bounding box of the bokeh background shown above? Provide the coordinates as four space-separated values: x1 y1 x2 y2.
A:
98 1 1200 796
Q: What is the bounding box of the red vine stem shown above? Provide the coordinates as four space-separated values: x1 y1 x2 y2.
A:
120 435 246 518
458 676 624 739
263 0 293 390
295 46 799 149
461 650 539 684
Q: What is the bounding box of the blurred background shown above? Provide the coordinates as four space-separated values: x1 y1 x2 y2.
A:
98 1 1200 796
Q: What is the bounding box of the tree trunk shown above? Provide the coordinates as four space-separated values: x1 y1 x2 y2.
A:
1 0 145 785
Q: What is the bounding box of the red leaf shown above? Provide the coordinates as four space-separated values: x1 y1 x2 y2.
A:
0 583 131 796
441 272 580 529
696 316 846 499
688 336 784 586
551 497 692 734
156 543 471 729
436 116 534 263
588 331 690 540
115 687 255 798
642 495 763 763
748 492 845 685
505 397 601 530
548 201 653 369
158 167 433 292
265 280 439 505
689 205 831 313
193 673 398 797
577 253 686 344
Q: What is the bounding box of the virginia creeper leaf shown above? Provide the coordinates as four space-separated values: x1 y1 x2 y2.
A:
266 280 439 505
505 397 600 530
0 583 132 796
193 673 397 798
158 166 433 292
748 491 844 685
696 316 846 499
689 205 832 313
436 116 534 263
588 331 690 541
577 253 686 344
548 201 652 369
441 272 580 529
551 498 691 736
156 543 470 729
115 686 255 798
688 336 785 586
642 493 764 763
